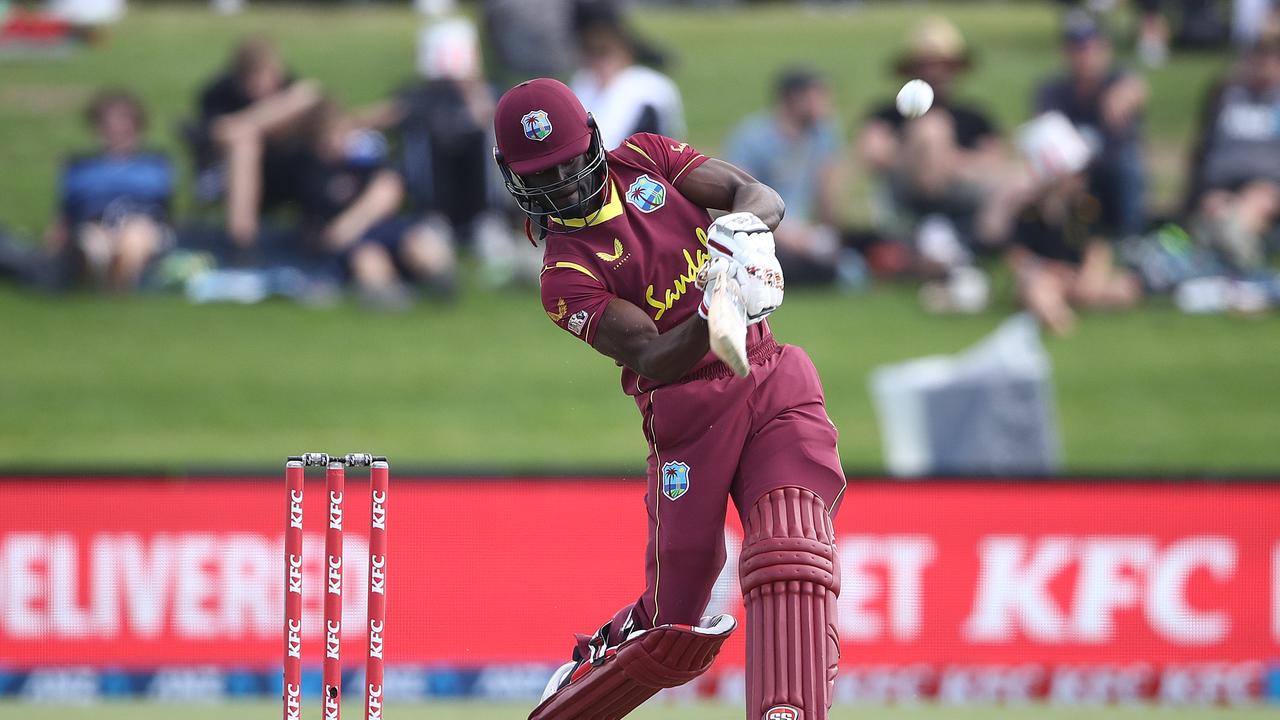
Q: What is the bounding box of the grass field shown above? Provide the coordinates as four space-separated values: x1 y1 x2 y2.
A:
3 283 1278 472
1 701 1273 719
1 3 1277 473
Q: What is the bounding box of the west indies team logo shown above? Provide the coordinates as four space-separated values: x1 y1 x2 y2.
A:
661 461 690 501
626 174 666 213
521 110 553 141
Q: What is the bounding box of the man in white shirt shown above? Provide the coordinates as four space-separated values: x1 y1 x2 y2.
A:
570 2 685 149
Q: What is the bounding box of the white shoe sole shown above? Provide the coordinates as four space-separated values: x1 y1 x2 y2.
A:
540 660 577 703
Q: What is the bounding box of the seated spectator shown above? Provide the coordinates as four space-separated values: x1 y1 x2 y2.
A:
978 113 1141 336
1035 11 1149 239
296 101 456 309
725 67 859 287
359 18 529 287
45 89 174 292
1186 32 1280 270
192 37 322 250
857 16 1003 273
570 1 684 149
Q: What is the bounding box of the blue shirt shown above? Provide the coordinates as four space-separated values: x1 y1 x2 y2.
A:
60 151 174 225
724 113 841 224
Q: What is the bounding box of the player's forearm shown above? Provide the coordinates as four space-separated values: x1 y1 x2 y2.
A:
730 182 784 232
629 315 711 383
680 159 785 231
595 301 711 384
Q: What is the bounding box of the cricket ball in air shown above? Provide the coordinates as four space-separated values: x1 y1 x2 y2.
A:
896 79 934 118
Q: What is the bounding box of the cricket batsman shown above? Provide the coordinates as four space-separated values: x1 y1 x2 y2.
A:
493 78 846 720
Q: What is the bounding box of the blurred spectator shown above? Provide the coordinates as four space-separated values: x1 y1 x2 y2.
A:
570 1 684 149
482 0 578 91
360 18 529 287
725 67 860 287
1134 0 1171 66
857 16 1002 273
1233 0 1280 46
190 37 322 250
978 113 1141 336
1035 11 1149 238
296 101 456 309
45 89 174 292
1186 32 1280 270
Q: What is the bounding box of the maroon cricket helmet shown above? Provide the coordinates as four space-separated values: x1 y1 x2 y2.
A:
493 78 609 235
494 78 593 174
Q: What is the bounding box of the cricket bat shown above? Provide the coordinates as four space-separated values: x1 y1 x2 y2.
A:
706 266 750 378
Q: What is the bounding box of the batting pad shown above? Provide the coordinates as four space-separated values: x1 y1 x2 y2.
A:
740 487 841 720
528 614 736 720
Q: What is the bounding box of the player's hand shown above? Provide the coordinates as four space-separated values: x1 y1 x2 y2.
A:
696 253 784 325
737 250 784 324
706 212 775 262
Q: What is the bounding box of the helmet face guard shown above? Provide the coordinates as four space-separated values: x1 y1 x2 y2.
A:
495 116 609 236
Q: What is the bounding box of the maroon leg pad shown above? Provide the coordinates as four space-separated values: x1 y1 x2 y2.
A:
528 617 736 720
740 487 840 720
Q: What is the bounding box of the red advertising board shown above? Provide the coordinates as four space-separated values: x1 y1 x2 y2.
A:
1 476 1277 694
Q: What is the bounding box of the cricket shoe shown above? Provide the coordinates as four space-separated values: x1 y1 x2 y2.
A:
539 614 643 702
537 613 736 703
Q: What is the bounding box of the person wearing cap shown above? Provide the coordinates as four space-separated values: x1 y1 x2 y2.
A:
977 112 1142 336
1035 10 1149 239
46 88 174 292
493 78 844 720
725 67 863 287
1186 32 1280 270
857 16 1003 269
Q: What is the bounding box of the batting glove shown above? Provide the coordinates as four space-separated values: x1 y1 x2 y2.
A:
696 253 784 325
706 212 776 262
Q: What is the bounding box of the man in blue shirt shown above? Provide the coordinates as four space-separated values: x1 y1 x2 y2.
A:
48 89 174 291
726 67 851 285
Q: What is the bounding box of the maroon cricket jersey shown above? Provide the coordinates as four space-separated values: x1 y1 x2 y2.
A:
538 133 772 396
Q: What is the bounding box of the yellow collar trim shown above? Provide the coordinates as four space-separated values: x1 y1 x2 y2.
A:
551 180 624 228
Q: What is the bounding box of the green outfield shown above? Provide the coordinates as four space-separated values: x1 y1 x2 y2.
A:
1 3 1277 473
0 701 1270 719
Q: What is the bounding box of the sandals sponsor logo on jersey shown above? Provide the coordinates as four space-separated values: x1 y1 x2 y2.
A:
660 461 690 500
765 706 801 720
645 228 709 321
567 310 589 336
521 110 553 141
625 175 666 213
